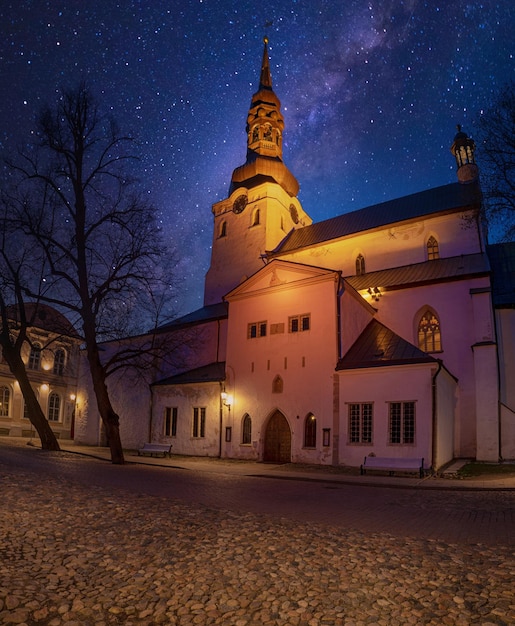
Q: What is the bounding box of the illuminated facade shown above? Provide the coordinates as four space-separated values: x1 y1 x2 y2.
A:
76 39 515 469
0 304 81 440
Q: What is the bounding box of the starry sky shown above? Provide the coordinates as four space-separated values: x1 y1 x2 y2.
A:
1 1 514 315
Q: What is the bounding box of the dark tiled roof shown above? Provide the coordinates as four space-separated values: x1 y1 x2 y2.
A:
346 253 489 292
153 361 226 386
487 242 515 307
156 302 228 332
7 303 80 339
337 319 435 371
272 182 481 255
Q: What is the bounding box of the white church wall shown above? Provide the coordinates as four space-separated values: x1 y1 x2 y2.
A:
225 272 340 464
338 365 434 469
497 309 515 461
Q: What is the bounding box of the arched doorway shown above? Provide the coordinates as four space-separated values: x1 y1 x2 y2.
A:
263 411 291 463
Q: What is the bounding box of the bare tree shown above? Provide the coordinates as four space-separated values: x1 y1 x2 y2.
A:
8 84 172 464
477 81 515 241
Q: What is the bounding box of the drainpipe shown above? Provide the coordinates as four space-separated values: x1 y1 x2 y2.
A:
218 381 224 458
431 359 443 473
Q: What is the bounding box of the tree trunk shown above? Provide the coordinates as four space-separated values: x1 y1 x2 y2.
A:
6 352 61 451
84 338 125 464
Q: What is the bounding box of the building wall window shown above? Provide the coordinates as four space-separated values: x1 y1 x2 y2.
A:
389 401 416 444
193 407 206 438
272 375 283 394
304 413 317 448
164 407 178 437
28 343 41 370
248 321 267 339
242 413 252 444
426 236 439 260
355 254 366 276
348 403 373 444
418 309 442 352
251 208 260 226
53 348 66 375
289 314 310 333
0 386 10 417
48 393 61 422
219 221 227 238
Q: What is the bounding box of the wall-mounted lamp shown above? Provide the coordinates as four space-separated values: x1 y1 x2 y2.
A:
367 287 382 302
221 391 233 409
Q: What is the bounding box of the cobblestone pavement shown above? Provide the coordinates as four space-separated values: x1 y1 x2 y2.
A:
1 447 515 626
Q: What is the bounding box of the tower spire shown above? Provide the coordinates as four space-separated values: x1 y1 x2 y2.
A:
229 37 299 197
259 36 272 90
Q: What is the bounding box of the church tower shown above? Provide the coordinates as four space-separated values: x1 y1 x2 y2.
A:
204 37 312 305
450 124 479 183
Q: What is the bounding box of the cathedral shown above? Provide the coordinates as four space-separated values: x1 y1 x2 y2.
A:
75 38 515 470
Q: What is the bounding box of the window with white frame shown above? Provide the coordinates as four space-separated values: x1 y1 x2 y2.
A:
28 343 41 370
48 393 61 422
0 386 10 417
389 401 415 444
164 407 178 437
192 407 206 438
348 403 373 444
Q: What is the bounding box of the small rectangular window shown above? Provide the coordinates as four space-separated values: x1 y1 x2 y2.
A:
248 321 267 338
348 403 373 444
389 402 415 444
164 407 177 437
289 314 310 333
193 407 206 438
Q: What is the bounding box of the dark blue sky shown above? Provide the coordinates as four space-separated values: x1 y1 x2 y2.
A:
1 1 514 314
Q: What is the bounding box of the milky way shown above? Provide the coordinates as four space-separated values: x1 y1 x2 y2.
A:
1 1 514 314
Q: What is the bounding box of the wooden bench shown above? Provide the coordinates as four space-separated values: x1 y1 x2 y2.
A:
138 443 172 458
360 456 424 478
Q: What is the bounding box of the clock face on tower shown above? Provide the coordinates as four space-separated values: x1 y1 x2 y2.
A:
233 194 248 214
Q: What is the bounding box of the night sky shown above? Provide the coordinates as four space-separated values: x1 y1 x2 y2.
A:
1 1 514 315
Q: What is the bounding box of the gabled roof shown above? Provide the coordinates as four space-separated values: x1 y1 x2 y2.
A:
487 242 515 308
271 181 481 255
346 253 489 292
153 361 226 386
337 319 435 370
156 302 228 332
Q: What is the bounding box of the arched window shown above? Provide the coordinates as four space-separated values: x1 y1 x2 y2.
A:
219 221 227 238
0 386 10 417
427 236 439 260
28 343 41 370
251 208 260 226
53 348 66 375
48 393 61 422
272 375 283 394
355 254 366 276
418 310 442 352
242 414 252 444
304 413 317 448
251 126 259 143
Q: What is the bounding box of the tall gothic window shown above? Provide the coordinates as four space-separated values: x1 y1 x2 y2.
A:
418 310 442 352
242 414 252 444
427 236 439 260
304 413 317 448
48 393 61 422
355 254 366 275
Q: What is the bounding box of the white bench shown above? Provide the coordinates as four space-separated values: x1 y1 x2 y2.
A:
138 443 172 458
360 456 424 478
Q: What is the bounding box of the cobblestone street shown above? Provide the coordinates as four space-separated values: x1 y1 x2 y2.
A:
1 445 514 626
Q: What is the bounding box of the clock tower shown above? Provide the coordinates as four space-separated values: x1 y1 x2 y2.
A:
204 37 311 305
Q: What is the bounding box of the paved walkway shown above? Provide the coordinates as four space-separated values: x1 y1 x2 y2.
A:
57 440 515 491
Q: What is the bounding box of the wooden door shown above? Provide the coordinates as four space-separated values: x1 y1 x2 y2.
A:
263 411 291 463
